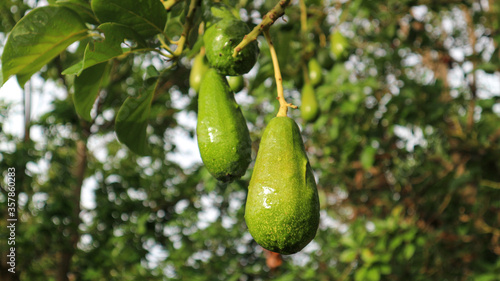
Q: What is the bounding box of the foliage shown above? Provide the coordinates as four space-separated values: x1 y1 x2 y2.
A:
1 0 500 280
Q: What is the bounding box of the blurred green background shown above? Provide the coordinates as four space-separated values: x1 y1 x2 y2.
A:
1 0 499 280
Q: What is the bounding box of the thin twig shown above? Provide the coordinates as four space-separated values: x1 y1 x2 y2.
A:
263 30 297 117
299 0 307 33
232 0 292 58
173 0 198 57
158 36 174 54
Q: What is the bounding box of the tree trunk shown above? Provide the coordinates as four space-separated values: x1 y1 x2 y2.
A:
56 139 88 281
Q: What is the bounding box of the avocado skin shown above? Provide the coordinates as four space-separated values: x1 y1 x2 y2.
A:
197 68 252 183
227 75 244 93
301 84 320 122
203 19 259 76
308 58 323 86
245 117 320 255
189 52 209 93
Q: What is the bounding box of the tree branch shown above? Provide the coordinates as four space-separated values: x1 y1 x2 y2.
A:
232 0 291 58
173 0 198 57
56 138 88 281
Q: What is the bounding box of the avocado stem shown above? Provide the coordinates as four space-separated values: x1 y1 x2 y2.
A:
263 30 297 117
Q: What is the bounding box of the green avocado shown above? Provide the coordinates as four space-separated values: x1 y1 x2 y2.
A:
301 83 320 122
203 19 259 76
227 75 244 93
330 30 348 60
189 51 209 93
197 68 252 182
308 58 322 86
245 117 320 255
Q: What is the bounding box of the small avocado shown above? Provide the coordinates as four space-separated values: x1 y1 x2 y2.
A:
227 75 244 93
189 51 209 93
245 117 320 255
301 83 320 122
308 58 322 86
204 19 259 76
330 31 348 60
197 68 252 182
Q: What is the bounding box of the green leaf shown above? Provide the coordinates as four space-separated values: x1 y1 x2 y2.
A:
379 264 391 275
475 274 500 281
56 0 99 25
146 65 160 79
62 61 84 75
1 6 88 86
361 248 378 264
354 266 367 281
63 23 145 76
339 249 357 262
402 228 418 241
115 80 158 155
73 62 108 121
389 236 404 250
361 146 376 170
404 244 416 260
137 213 149 235
366 267 381 281
379 253 392 263
91 0 167 38
340 235 358 248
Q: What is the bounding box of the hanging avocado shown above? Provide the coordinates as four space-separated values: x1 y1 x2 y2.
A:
301 83 320 122
196 68 252 182
245 117 320 254
227 75 245 93
203 19 259 76
308 58 322 86
189 51 209 93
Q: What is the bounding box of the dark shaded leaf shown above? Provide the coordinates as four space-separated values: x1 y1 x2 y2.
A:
91 0 167 38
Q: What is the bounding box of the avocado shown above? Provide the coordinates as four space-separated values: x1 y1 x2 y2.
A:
245 117 320 255
189 51 209 93
308 58 323 86
330 30 348 60
301 83 320 122
196 68 252 182
227 75 244 93
203 19 259 76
